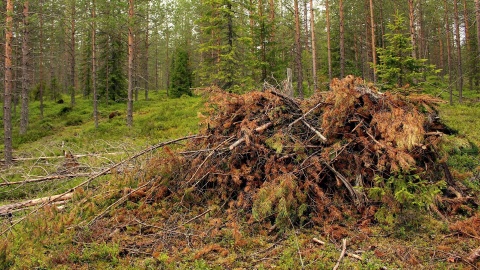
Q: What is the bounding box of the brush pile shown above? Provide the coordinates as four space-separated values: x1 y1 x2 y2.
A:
149 75 459 226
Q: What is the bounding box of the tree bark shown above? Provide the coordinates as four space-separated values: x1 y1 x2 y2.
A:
4 0 14 165
39 0 45 118
127 0 134 127
339 0 345 78
92 0 98 129
408 0 417 59
463 0 472 89
144 5 149 100
70 0 76 106
453 0 463 103
310 0 317 91
294 0 304 99
326 0 332 81
20 1 30 135
476 0 480 59
369 0 376 82
445 0 453 105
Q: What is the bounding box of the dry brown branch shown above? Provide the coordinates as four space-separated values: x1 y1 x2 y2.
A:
0 135 205 236
0 172 98 187
302 120 327 142
323 162 365 207
333 238 347 270
288 102 324 128
87 180 154 227
255 122 272 133
467 246 480 263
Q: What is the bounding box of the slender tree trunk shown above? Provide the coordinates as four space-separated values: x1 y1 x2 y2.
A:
165 25 170 95
268 0 275 40
39 0 45 118
339 0 345 78
127 0 134 127
294 0 304 99
144 6 149 100
259 0 267 82
310 0 317 91
70 0 76 106
20 1 30 135
326 0 332 81
155 28 159 91
476 0 480 89
4 0 14 165
438 25 444 71
454 0 463 103
463 0 472 90
445 0 453 105
408 0 417 59
369 0 376 82
92 0 98 129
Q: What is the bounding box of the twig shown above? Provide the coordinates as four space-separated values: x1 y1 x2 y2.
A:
0 173 98 187
323 162 365 207
87 180 153 227
229 138 246 150
288 102 324 128
313 237 326 245
181 208 211 226
301 120 327 142
333 238 347 270
255 122 272 133
0 135 204 236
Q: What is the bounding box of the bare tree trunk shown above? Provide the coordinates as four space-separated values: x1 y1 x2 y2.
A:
310 0 317 91
339 0 345 78
268 0 275 40
476 0 480 89
39 0 45 118
20 1 30 135
408 0 417 59
70 0 76 106
92 0 98 129
4 0 14 165
144 5 149 100
259 0 267 82
127 0 134 127
369 0 376 82
445 0 453 105
454 0 463 103
294 0 304 99
326 0 332 81
463 0 472 90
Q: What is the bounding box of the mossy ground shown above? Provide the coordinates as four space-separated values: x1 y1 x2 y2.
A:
0 90 479 269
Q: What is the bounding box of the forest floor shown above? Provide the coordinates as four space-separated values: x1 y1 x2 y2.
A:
0 86 479 269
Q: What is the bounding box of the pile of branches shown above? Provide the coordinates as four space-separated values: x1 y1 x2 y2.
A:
153 76 466 226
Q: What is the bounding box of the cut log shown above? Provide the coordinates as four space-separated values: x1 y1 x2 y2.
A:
0 192 73 215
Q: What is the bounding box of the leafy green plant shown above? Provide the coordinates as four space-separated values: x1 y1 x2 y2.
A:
368 172 445 227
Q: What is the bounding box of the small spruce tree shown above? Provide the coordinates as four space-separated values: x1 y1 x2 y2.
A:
170 47 193 98
374 13 437 90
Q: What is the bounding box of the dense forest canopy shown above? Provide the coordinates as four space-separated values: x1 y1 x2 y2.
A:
2 0 480 163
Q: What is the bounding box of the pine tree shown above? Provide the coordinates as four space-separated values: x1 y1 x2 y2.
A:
375 13 436 90
170 47 193 98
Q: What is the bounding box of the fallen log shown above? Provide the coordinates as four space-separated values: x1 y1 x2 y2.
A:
0 193 73 216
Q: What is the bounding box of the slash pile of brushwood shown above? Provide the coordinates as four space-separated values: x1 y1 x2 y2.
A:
143 75 471 226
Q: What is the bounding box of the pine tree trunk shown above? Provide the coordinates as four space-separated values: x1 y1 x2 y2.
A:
310 0 317 91
454 0 463 103
4 0 14 165
70 1 76 106
408 0 417 59
144 7 149 100
127 0 134 127
463 0 472 90
20 1 30 135
369 0 376 82
339 0 345 78
92 0 98 129
326 0 332 81
476 0 480 88
294 0 304 99
445 0 453 105
39 0 45 118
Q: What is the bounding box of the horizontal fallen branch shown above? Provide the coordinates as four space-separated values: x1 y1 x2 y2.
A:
0 193 73 215
0 172 99 187
1 135 206 236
